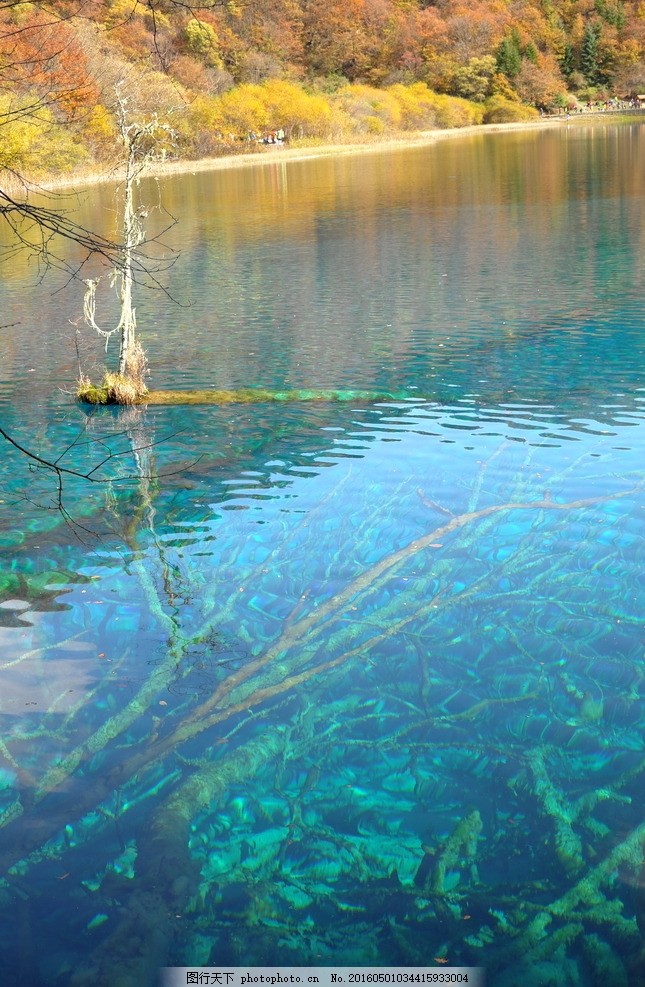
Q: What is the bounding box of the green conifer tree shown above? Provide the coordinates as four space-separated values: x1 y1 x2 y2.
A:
496 31 522 79
581 23 602 84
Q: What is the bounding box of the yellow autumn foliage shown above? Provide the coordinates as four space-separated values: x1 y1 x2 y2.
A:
259 80 333 138
387 82 441 129
82 104 118 152
425 93 485 128
184 18 223 69
335 84 403 132
0 96 88 173
211 83 269 137
104 0 170 31
334 81 485 135
189 76 491 152
0 107 38 170
483 95 539 123
210 80 334 140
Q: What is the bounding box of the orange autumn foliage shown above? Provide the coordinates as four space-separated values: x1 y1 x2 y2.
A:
1 0 645 178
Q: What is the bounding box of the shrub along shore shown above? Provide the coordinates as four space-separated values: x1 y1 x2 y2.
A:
9 77 546 191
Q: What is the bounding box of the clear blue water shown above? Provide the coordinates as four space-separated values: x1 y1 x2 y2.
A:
0 121 644 986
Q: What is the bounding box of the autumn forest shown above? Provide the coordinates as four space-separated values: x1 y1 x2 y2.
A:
2 0 645 176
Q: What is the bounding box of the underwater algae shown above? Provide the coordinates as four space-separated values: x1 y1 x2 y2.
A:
2 466 644 986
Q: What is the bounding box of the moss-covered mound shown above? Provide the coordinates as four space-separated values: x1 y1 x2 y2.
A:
77 373 148 406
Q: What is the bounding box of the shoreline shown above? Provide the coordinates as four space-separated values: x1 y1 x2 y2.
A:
33 113 629 193
150 119 556 179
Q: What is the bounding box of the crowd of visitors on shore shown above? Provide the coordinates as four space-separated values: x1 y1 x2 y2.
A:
562 96 645 113
247 128 286 144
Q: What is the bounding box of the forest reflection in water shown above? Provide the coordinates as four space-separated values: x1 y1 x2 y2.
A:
0 121 644 987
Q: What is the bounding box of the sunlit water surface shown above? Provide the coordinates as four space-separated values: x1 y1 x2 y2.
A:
1 120 645 987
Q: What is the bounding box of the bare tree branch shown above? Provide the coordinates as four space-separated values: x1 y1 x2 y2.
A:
0 422 200 485
0 420 203 537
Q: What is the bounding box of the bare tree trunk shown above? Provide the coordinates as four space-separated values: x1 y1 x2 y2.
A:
78 88 174 403
117 136 138 376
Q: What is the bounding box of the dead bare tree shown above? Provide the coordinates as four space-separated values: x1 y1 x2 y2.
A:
0 2 188 476
76 85 179 403
0 0 243 491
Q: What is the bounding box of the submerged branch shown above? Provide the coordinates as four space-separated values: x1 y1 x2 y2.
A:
0 484 638 876
163 486 640 747
0 423 185 484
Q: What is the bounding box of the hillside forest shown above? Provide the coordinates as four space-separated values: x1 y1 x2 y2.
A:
2 0 645 177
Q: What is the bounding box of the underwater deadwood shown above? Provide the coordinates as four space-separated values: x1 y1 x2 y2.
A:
77 387 415 406
0 485 639 877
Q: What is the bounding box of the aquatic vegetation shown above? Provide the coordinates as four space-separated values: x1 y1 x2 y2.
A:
76 370 145 407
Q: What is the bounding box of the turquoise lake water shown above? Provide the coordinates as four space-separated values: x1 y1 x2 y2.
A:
0 120 644 986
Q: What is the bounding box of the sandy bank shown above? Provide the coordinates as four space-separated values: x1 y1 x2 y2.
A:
149 119 565 179
37 116 586 192
24 110 638 192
